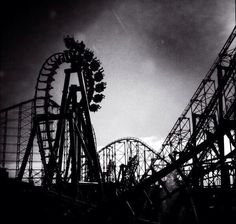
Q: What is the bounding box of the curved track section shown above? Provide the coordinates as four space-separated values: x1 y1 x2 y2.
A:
35 39 106 115
98 137 162 186
18 37 107 187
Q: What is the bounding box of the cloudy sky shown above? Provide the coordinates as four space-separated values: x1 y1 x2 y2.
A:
0 0 235 149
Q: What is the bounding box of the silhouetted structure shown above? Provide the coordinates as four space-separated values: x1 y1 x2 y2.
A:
1 27 236 224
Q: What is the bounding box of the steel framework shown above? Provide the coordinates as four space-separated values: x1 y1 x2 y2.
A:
110 26 236 224
89 26 236 224
0 37 107 202
0 26 236 224
0 99 36 180
138 26 236 189
98 137 162 187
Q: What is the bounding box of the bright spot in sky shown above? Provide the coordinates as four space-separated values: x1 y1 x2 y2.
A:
224 134 232 155
140 136 164 150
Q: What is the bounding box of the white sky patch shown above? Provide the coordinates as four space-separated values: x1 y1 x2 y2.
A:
140 136 164 151
97 145 103 152
224 134 232 155
97 136 164 153
140 58 158 75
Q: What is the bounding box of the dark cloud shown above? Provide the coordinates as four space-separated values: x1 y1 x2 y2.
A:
1 0 234 107
0 0 235 147
0 0 115 108
111 0 234 76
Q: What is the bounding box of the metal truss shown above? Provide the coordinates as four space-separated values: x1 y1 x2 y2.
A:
0 98 60 184
139 26 236 192
0 37 107 203
108 26 236 224
98 137 164 187
0 25 236 224
0 99 36 181
16 37 106 196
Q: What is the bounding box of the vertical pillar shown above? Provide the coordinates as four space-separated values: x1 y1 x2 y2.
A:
18 122 36 181
192 113 200 188
217 64 231 223
77 68 103 183
55 69 71 185
69 116 77 197
16 105 22 176
217 65 230 189
70 85 81 183
28 101 34 183
233 72 236 187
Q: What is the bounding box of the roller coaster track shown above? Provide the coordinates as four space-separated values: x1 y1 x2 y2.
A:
99 27 236 224
0 25 236 224
98 28 236 199
98 137 167 184
140 26 236 182
165 25 236 153
17 37 107 191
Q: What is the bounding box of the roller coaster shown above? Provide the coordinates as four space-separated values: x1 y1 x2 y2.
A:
0 25 236 224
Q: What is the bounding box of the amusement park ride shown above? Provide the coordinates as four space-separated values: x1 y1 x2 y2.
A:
0 25 236 223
